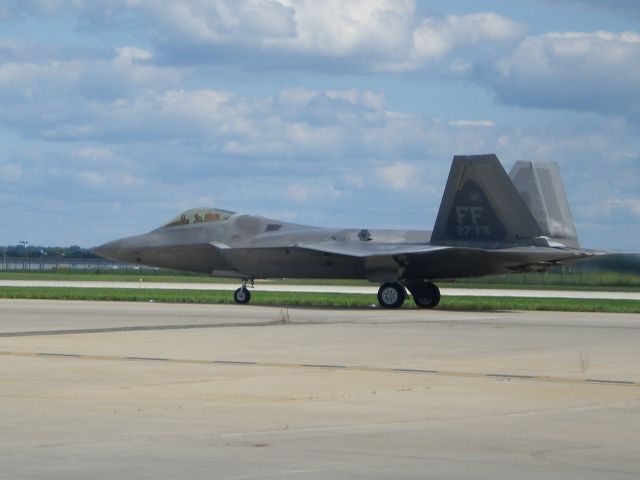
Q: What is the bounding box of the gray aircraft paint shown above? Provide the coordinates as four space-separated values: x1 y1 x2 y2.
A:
94 154 597 306
431 155 543 246
509 161 580 248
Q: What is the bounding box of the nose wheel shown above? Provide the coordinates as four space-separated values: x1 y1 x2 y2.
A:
233 285 252 304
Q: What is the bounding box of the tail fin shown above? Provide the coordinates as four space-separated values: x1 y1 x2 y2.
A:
431 154 543 245
509 161 580 248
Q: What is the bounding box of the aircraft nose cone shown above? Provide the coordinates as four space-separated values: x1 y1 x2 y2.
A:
93 239 122 261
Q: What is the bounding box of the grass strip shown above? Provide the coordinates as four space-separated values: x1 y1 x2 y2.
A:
0 287 638 313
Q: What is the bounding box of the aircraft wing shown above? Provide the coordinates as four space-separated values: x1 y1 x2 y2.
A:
295 241 588 259
293 242 450 257
293 241 592 280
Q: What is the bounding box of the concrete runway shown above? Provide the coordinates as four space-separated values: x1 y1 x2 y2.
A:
1 279 639 300
1 300 639 479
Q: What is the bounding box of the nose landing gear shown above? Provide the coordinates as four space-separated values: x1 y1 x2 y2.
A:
233 280 253 304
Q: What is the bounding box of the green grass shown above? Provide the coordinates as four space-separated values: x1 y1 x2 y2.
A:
0 287 638 313
6 252 639 292
1 271 640 291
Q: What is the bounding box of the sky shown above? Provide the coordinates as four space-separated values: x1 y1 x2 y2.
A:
0 0 639 250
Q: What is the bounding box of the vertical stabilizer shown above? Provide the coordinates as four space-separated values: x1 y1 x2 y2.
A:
509 161 579 248
431 154 543 245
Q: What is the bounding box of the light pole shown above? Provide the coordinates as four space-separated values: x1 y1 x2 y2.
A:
19 240 28 271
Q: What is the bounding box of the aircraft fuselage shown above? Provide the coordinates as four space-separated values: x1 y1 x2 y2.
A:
95 213 584 282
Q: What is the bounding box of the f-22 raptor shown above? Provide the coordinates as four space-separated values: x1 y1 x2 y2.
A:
95 154 595 308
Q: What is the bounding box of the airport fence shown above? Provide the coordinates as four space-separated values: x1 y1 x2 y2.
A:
0 257 160 274
453 270 640 288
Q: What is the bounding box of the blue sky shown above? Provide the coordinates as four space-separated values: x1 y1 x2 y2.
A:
0 1 639 250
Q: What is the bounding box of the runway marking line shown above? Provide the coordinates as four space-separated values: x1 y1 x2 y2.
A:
0 321 284 337
1 350 638 387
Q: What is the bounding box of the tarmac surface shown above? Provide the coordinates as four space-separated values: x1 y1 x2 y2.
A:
1 299 639 479
1 279 639 300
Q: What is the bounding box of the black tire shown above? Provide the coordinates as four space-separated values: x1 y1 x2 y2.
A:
407 281 440 309
233 287 251 304
377 282 406 309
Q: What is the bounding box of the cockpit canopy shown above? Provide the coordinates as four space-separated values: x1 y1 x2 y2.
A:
162 208 236 228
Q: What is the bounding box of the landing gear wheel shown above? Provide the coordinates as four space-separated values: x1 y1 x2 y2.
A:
406 281 440 309
233 287 251 304
377 282 407 309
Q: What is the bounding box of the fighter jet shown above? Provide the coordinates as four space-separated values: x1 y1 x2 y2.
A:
94 154 595 308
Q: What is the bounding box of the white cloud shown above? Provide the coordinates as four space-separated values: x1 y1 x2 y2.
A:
115 46 152 63
274 87 318 108
447 119 495 127
4 1 640 121
269 0 415 57
0 43 183 104
0 84 404 160
0 163 22 182
147 0 296 43
412 12 524 64
75 171 107 188
583 198 640 219
374 162 421 190
491 31 640 115
6 2 640 120
561 0 640 20
285 182 342 204
70 147 114 160
1 2 524 75
140 3 524 74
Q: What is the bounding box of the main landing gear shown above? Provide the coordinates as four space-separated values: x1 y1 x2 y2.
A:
377 281 441 309
377 283 406 309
